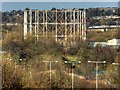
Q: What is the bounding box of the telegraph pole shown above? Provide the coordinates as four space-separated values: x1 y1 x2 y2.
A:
88 61 106 90
112 62 120 89
64 61 81 90
43 61 58 89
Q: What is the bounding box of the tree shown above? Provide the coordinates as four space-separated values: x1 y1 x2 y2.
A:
25 8 30 10
106 64 120 88
51 7 56 10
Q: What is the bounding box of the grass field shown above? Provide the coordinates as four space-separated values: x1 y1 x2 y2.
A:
63 55 79 62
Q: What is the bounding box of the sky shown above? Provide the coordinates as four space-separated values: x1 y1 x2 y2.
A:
2 0 120 2
2 2 119 11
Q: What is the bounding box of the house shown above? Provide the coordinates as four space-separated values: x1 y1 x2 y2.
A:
89 38 120 49
107 38 120 48
88 42 107 47
107 38 120 46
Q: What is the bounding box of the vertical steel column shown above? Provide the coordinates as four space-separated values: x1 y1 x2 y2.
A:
35 11 37 38
73 10 75 35
37 10 39 41
45 10 48 35
77 11 80 34
55 10 58 42
43 11 45 36
73 10 76 45
82 11 84 39
79 11 82 39
29 10 32 34
70 10 72 37
65 10 67 41
24 10 27 39
83 9 86 40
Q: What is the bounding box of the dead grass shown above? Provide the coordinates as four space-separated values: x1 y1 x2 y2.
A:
2 53 107 89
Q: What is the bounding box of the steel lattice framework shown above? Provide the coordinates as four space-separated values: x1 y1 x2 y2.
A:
24 9 87 46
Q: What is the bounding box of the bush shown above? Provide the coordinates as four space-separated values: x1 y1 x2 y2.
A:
3 31 63 60
106 64 120 88
2 59 27 89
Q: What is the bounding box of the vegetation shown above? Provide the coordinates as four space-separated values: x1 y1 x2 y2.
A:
2 7 120 27
106 64 120 88
64 55 79 61
87 30 120 42
2 6 120 89
2 10 23 24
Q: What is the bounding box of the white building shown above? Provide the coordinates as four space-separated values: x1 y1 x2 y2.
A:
89 42 107 47
107 38 120 46
89 38 120 48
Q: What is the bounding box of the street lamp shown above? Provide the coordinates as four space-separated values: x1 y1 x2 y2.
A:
43 61 58 89
112 63 120 65
19 59 22 61
64 61 81 90
88 61 106 90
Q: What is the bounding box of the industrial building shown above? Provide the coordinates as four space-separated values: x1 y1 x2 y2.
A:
24 9 87 46
89 38 120 49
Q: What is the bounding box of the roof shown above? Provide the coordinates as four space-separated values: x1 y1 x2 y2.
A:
89 39 120 47
89 25 120 29
89 42 107 47
107 38 120 46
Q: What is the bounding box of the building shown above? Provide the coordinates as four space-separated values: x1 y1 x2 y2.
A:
88 25 120 32
89 42 107 47
107 38 120 48
89 38 120 49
